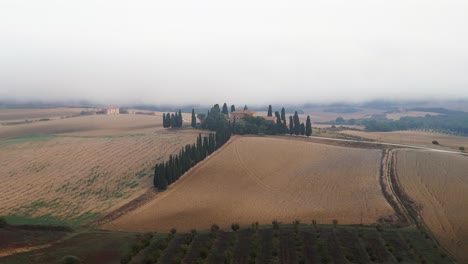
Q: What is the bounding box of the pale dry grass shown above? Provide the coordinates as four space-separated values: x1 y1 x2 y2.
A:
302 108 383 123
396 150 468 263
0 108 89 122
385 111 440 120
339 130 468 151
0 114 202 222
104 136 393 232
0 114 165 139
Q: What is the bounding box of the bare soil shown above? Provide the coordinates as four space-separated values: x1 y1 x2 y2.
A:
0 114 202 222
395 149 468 263
103 136 394 232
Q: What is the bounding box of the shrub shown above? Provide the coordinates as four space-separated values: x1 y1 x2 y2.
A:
231 223 240 232
180 244 189 254
224 249 233 263
432 140 439 145
272 220 280 230
332 219 338 227
376 224 384 232
199 248 209 259
460 146 465 151
120 252 132 264
158 240 169 250
172 256 182 264
61 255 81 264
211 224 220 233
170 228 177 234
0 217 7 228
311 219 317 228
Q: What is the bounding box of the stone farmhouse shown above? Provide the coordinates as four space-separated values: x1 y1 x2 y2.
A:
230 110 256 122
101 107 119 115
230 110 277 123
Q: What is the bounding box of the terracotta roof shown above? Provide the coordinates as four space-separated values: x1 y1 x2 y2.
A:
231 110 256 115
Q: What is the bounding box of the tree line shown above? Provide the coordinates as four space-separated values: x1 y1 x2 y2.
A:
155 103 312 190
231 105 312 137
153 128 231 190
162 110 183 128
165 103 312 137
362 113 468 136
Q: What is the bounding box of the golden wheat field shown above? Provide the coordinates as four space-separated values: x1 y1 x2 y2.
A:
395 149 468 263
103 136 394 232
0 107 89 123
339 130 468 151
0 113 202 223
0 112 182 139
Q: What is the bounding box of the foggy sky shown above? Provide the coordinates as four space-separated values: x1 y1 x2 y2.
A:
1 0 468 105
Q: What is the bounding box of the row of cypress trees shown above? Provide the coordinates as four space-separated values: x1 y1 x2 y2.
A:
288 111 312 136
171 105 313 136
268 105 313 136
153 128 231 190
163 110 183 128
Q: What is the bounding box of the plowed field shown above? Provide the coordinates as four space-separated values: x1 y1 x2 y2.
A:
0 114 201 223
104 136 394 232
396 149 468 262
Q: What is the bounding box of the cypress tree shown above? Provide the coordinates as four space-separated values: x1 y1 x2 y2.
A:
170 155 177 182
162 113 167 128
171 113 176 128
165 160 172 184
212 104 221 114
178 109 183 127
191 109 196 127
154 163 168 190
222 103 229 115
293 111 300 135
267 105 273 117
305 115 312 137
289 116 293 135
275 111 281 125
231 105 236 113
300 123 305 135
244 105 248 110
153 164 159 187
203 136 209 158
197 134 203 162
275 111 283 134
166 112 171 127
281 108 286 124
175 156 181 179
208 133 215 153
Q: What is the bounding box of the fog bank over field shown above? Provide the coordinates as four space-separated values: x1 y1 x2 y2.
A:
1 1 468 105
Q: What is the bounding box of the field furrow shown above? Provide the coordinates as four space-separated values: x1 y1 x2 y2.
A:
103 136 394 232
395 149 468 262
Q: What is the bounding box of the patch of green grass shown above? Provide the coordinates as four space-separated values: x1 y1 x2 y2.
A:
136 170 147 179
127 181 139 189
12 200 62 216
